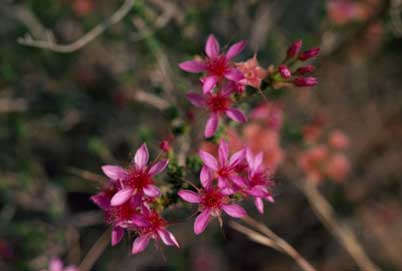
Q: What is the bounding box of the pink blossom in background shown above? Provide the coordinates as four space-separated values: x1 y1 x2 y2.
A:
298 128 350 183
298 145 329 183
325 153 350 183
327 0 374 25
236 54 267 88
40 258 79 271
179 34 246 93
328 130 350 150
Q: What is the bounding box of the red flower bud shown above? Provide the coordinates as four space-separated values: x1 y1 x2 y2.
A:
295 65 315 75
293 77 318 87
287 40 303 58
278 64 291 79
160 140 170 153
298 48 320 61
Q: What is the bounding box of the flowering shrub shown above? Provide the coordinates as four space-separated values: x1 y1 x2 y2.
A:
87 34 326 257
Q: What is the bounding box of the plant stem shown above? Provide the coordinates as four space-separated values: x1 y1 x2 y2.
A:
301 180 381 271
78 228 111 271
231 216 317 271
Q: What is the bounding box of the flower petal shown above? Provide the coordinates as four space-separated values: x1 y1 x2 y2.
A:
111 226 124 246
200 165 213 188
194 209 211 235
231 176 246 188
229 148 245 167
148 160 169 176
249 185 268 197
158 229 180 247
132 234 151 254
186 92 206 107
226 108 247 123
130 214 150 227
226 40 247 59
49 258 63 271
202 76 218 94
101 165 127 181
178 190 201 203
224 68 244 81
205 34 220 58
134 143 149 169
218 140 229 166
204 113 219 138
90 193 110 209
143 184 161 197
255 197 264 214
222 204 247 218
199 150 218 171
110 188 133 206
179 60 206 73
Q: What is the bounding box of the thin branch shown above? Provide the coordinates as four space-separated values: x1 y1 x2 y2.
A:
17 0 134 53
79 228 111 271
390 0 402 37
230 217 317 271
301 180 381 271
229 221 283 252
132 90 170 111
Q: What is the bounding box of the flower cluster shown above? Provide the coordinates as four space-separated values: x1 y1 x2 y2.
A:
298 129 350 183
269 40 320 88
180 34 249 138
39 258 78 271
179 140 274 234
91 143 179 254
327 0 379 25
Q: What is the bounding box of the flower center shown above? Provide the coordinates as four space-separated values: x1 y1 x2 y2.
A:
105 201 136 224
125 168 152 191
217 167 231 178
206 93 232 113
206 55 228 77
200 189 227 209
140 212 167 234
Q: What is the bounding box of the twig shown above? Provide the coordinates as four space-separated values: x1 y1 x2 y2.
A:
390 0 402 37
229 221 283 252
79 228 111 271
17 0 134 53
230 217 316 271
133 90 170 111
67 167 107 184
301 180 381 271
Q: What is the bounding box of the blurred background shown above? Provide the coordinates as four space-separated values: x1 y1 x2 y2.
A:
0 0 401 270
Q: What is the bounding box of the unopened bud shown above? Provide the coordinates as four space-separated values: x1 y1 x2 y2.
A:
293 77 318 87
287 40 303 58
298 48 320 61
278 64 291 79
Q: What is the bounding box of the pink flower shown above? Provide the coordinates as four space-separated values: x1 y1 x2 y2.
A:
240 149 274 214
328 130 349 150
298 145 329 183
102 143 168 207
178 170 247 235
186 84 247 138
179 34 246 93
91 185 148 246
41 258 79 271
325 153 350 183
131 210 179 254
236 54 267 88
199 140 245 190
